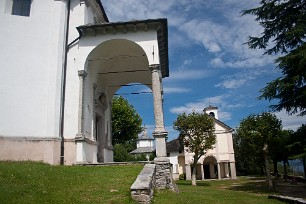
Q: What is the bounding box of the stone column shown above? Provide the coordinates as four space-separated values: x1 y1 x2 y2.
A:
76 70 87 138
217 162 221 179
150 64 167 157
185 164 191 180
150 64 177 191
230 162 237 179
92 83 97 141
201 164 205 180
225 162 229 178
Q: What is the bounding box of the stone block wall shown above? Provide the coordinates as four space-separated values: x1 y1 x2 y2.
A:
130 164 156 204
130 158 178 203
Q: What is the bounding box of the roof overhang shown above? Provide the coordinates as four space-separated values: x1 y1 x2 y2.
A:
77 18 169 78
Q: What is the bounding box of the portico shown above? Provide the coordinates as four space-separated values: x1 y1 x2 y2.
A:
63 19 169 165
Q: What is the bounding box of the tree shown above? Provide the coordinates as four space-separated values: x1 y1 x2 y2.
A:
111 96 143 152
235 112 282 189
173 111 216 186
234 132 265 175
287 124 306 178
243 0 306 116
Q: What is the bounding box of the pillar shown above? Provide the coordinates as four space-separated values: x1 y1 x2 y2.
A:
150 64 177 191
92 83 97 141
230 162 237 179
185 164 191 180
225 162 229 178
150 64 167 157
201 164 205 180
76 70 87 138
217 162 221 180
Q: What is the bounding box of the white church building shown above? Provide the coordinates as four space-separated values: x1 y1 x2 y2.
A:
167 106 237 180
0 0 169 165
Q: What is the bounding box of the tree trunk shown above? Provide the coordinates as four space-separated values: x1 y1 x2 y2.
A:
191 164 197 186
273 160 278 179
263 143 273 189
191 155 198 186
283 160 288 182
303 156 306 179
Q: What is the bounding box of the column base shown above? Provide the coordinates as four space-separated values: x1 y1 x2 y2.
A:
154 157 178 192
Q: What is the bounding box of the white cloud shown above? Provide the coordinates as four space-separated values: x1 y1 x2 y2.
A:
214 66 280 89
274 110 306 131
215 79 247 89
210 56 275 69
164 69 211 82
169 95 238 121
163 87 191 94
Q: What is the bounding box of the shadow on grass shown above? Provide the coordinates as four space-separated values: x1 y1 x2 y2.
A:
227 178 276 195
175 180 211 187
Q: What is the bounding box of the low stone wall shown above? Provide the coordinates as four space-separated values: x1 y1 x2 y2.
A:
268 195 306 204
154 157 177 191
130 164 156 204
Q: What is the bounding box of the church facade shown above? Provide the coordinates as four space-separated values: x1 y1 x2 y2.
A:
167 106 237 180
0 0 169 165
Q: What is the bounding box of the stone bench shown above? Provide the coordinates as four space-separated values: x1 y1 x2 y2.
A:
268 195 306 204
130 164 156 204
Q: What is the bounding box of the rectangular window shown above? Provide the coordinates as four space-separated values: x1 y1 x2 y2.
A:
12 0 31 17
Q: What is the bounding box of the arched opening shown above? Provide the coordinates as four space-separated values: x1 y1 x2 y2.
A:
82 39 152 163
203 156 218 179
111 83 155 160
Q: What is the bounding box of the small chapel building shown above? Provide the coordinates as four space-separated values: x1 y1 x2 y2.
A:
167 106 237 180
130 127 155 160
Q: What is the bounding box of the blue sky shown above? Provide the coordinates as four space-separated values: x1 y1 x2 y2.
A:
102 0 305 141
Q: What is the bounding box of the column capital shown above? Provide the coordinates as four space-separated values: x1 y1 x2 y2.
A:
78 70 88 78
149 64 161 71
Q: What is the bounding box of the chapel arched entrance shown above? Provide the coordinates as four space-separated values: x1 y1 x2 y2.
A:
203 156 218 179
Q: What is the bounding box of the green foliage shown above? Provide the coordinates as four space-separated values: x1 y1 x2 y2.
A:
243 0 306 116
287 124 306 158
286 124 306 177
174 111 216 159
111 96 143 148
179 173 186 180
174 111 216 185
234 112 283 175
113 144 149 162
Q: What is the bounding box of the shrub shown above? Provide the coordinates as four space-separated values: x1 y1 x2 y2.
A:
179 173 186 180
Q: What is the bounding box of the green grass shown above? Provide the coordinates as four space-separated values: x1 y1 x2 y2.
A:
0 161 143 203
153 178 283 204
0 162 285 203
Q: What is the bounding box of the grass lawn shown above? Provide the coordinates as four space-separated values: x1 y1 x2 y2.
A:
0 162 285 203
0 161 143 203
153 178 283 204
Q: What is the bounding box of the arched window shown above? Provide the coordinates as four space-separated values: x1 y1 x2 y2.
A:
12 0 31 17
209 112 215 118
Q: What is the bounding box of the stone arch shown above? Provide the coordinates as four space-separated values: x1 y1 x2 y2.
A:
85 39 152 97
72 19 168 164
203 155 218 179
79 39 153 163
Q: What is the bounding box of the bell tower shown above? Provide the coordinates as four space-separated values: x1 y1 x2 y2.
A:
204 105 218 120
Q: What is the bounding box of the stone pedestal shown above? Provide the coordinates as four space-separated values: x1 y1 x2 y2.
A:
154 157 178 192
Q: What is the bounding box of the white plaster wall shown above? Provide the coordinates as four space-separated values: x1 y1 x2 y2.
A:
0 0 67 137
139 140 153 148
168 151 180 174
76 141 97 163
